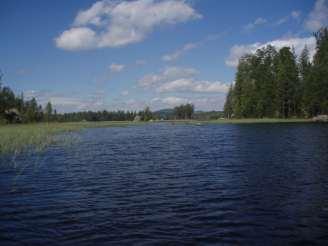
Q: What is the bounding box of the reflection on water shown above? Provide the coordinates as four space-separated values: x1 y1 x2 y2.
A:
1 123 328 245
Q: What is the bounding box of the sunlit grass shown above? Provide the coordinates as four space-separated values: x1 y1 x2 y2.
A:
0 121 136 155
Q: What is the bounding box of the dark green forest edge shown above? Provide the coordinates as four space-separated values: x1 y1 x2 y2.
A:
224 28 328 120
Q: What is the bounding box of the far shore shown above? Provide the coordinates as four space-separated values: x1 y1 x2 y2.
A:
0 118 318 156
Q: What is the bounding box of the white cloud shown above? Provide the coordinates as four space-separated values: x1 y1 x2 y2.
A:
151 95 226 110
110 63 125 72
121 90 129 96
243 17 267 32
226 36 316 67
157 78 229 93
56 27 97 51
135 59 147 65
138 66 198 87
305 0 328 31
291 10 301 19
152 96 189 107
24 90 107 112
161 33 225 62
275 10 301 26
139 66 229 94
162 42 198 61
55 0 201 50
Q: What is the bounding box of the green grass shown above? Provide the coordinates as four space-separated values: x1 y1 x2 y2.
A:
0 121 138 155
0 118 312 155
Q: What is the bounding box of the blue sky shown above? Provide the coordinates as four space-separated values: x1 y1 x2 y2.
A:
1 0 327 112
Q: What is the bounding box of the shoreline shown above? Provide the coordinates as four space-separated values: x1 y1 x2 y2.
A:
0 119 319 155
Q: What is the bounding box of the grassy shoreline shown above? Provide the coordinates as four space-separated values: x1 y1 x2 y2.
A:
0 121 138 155
0 119 314 155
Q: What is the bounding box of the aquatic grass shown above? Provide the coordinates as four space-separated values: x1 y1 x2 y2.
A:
0 121 137 155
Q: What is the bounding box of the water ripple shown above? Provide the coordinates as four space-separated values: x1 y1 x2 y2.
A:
1 123 328 245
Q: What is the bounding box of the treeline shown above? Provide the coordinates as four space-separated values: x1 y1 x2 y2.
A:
0 79 199 123
173 104 194 119
0 82 53 124
55 110 138 122
224 27 328 118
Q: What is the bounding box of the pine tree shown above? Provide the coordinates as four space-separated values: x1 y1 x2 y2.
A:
275 47 299 118
224 85 234 118
299 46 312 116
45 101 53 122
312 27 328 115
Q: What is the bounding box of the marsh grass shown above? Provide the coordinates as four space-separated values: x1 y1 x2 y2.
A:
0 121 135 155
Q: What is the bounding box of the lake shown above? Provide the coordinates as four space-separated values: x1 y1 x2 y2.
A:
1 123 328 245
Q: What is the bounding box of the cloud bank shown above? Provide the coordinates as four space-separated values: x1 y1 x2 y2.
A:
139 66 228 93
55 0 201 50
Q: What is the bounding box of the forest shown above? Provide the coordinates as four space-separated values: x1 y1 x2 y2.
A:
224 27 328 119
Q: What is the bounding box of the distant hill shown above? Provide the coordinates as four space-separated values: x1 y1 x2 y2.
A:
153 108 175 120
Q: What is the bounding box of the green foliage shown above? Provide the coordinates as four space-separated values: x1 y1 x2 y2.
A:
224 27 328 119
174 103 194 119
139 106 153 121
275 47 299 118
224 85 233 118
44 101 53 122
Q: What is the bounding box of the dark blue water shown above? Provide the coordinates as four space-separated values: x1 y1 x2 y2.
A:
1 123 328 245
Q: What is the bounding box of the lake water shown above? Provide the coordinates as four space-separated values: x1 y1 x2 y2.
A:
1 123 328 245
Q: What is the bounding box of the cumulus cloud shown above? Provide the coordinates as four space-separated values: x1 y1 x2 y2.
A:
56 27 98 50
55 0 201 50
139 66 228 94
110 63 125 72
305 0 328 31
138 66 198 87
226 36 316 67
243 17 267 32
157 78 228 93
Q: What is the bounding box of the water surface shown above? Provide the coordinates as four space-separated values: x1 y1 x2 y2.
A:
1 123 328 245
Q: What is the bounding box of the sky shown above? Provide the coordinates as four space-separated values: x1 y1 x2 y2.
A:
1 0 327 112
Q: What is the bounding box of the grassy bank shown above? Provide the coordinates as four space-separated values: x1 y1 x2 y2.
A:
0 119 313 155
0 121 136 155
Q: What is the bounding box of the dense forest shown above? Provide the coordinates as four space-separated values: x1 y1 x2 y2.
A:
224 27 328 119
